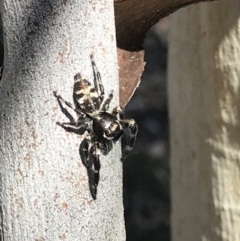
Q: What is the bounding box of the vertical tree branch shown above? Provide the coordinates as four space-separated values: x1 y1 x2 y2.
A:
0 0 125 240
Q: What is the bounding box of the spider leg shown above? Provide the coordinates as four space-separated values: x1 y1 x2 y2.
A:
90 141 101 199
79 134 92 168
56 118 90 134
54 92 76 123
53 91 85 118
90 55 104 104
100 140 113 155
80 136 100 200
112 106 124 119
120 119 138 160
101 90 113 112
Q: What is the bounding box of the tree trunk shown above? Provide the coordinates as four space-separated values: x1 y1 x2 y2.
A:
168 1 240 240
0 1 125 240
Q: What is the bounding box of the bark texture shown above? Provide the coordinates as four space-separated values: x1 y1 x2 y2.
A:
0 1 125 240
168 1 240 240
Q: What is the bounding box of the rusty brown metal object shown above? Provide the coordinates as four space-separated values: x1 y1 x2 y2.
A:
115 0 216 50
115 0 216 105
118 49 145 106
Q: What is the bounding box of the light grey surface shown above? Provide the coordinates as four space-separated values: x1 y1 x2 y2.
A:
0 0 125 240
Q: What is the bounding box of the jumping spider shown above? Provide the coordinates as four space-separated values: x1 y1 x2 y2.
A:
53 55 138 200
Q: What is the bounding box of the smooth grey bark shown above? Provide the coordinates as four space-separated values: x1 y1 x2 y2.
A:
168 1 240 241
0 0 125 240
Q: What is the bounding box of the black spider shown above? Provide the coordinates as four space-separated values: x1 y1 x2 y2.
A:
53 55 138 200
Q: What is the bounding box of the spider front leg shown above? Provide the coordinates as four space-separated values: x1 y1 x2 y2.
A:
120 119 138 160
53 91 85 118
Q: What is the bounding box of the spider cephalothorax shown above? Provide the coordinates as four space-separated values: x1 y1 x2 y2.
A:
54 55 138 200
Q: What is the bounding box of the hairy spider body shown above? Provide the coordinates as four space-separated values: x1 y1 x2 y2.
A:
93 112 124 140
54 56 138 200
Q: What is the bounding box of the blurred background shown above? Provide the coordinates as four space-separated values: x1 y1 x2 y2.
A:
123 18 170 241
